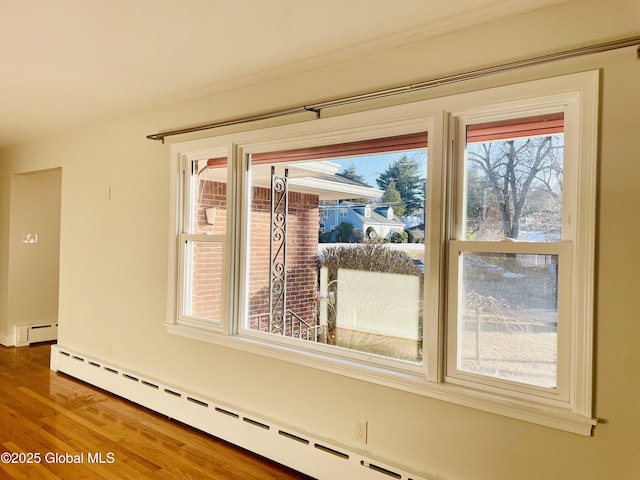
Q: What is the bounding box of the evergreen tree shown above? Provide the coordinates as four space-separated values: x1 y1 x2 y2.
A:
376 156 425 215
381 179 405 216
338 163 367 184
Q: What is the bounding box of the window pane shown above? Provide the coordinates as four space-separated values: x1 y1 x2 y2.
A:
320 245 423 361
183 241 224 322
189 158 227 235
458 252 558 388
465 118 564 241
246 140 427 362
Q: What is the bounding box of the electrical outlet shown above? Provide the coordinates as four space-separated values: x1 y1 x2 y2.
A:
354 418 368 444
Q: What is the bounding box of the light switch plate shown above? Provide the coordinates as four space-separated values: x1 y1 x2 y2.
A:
23 233 39 244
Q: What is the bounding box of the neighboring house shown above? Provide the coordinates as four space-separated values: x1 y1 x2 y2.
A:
320 201 406 239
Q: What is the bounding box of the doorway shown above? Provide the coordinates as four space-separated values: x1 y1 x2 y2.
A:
7 168 62 346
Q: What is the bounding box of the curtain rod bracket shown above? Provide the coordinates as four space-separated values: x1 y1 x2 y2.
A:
304 106 321 119
147 133 164 142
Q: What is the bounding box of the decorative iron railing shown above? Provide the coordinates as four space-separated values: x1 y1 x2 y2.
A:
269 166 288 335
251 312 323 343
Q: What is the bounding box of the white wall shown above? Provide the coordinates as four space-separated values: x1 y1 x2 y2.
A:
1 1 640 478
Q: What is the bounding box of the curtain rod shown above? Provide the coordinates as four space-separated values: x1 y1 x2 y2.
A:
147 35 640 143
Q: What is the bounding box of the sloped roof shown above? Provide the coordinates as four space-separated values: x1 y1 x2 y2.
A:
350 205 405 227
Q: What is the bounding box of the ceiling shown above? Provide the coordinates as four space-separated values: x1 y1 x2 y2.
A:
0 0 565 147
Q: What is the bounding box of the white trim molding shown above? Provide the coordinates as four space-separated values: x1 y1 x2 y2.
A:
51 345 431 480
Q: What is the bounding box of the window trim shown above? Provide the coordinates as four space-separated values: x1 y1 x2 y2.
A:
168 147 232 333
444 107 572 403
166 70 599 435
233 114 434 377
441 78 598 422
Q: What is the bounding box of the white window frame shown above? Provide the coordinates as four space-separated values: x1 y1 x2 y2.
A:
166 71 598 435
442 79 598 421
447 240 572 402
233 113 434 377
168 146 232 335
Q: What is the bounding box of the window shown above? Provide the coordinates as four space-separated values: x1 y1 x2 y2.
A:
174 153 230 331
243 135 427 362
168 71 598 434
447 113 570 399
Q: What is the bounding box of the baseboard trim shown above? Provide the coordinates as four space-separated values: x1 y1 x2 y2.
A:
0 333 14 347
50 345 428 480
15 323 58 346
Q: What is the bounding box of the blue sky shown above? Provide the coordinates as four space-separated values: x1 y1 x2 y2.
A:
333 150 427 187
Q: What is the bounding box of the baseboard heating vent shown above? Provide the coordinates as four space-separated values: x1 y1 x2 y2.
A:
164 388 182 398
215 406 239 418
362 461 403 479
278 430 310 445
243 417 270 430
50 345 429 480
187 397 209 408
15 323 58 347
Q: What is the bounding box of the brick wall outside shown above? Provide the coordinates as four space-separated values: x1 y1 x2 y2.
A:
188 176 227 321
248 187 320 335
190 177 319 334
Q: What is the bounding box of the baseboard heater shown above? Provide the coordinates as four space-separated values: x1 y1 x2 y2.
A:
15 323 58 347
50 345 428 480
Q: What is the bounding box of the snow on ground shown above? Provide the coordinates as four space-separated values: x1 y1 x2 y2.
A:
459 330 557 388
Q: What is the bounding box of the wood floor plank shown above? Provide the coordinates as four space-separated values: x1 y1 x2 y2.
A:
0 344 313 480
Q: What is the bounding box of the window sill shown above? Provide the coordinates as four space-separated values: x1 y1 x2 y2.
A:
165 323 596 436
165 321 223 339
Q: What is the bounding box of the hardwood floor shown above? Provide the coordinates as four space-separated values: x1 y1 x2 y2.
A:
0 343 314 479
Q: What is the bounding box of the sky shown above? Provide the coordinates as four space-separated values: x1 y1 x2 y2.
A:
332 149 427 187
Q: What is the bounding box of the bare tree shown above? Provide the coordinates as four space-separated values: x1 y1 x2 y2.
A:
467 135 563 239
